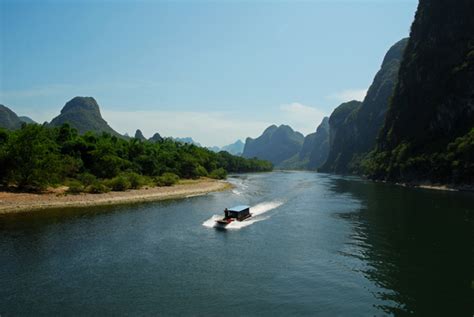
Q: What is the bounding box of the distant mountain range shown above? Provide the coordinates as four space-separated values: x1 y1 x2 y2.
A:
1 0 472 187
0 104 37 130
19 116 36 124
208 140 245 156
0 104 23 130
0 97 185 146
242 125 305 167
241 118 330 170
172 137 201 146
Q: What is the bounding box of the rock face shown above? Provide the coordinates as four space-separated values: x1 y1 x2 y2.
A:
319 38 408 173
0 104 23 130
50 97 121 136
134 129 146 141
369 0 474 184
243 125 304 166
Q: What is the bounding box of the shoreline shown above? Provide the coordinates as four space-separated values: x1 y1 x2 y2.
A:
0 178 233 215
372 179 474 192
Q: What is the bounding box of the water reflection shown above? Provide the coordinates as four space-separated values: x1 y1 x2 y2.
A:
331 178 474 316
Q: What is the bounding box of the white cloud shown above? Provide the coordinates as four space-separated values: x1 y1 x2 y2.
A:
103 103 328 147
327 88 367 102
102 109 272 147
279 102 327 135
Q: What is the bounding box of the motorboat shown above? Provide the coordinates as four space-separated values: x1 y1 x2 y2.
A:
215 205 251 226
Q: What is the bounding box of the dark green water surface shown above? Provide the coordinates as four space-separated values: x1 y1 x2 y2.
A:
1 172 473 316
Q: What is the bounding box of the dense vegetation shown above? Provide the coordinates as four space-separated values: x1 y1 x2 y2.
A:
0 123 272 192
366 0 474 184
319 38 408 174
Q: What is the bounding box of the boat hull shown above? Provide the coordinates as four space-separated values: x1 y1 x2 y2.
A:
215 213 252 226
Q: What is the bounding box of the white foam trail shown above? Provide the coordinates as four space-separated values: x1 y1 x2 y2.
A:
229 177 248 196
202 201 283 230
250 201 283 216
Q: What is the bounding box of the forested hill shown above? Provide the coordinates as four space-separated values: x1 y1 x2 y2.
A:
366 0 474 185
0 123 273 192
50 97 122 136
319 38 408 174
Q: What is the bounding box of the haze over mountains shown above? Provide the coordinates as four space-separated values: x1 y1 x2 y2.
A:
0 0 472 186
240 0 473 186
208 140 245 156
0 98 248 156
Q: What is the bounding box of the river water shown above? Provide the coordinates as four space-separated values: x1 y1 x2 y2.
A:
1 172 473 316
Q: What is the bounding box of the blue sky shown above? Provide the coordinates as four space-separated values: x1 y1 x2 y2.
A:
0 0 417 146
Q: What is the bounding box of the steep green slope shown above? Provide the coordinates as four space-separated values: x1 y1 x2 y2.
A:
242 125 304 166
319 101 362 173
367 0 474 184
50 97 122 136
319 38 408 174
279 117 329 170
0 104 23 130
307 117 330 169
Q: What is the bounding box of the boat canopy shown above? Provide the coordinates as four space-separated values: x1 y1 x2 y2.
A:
228 205 250 213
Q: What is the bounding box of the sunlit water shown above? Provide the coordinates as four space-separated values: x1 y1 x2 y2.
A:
1 172 473 316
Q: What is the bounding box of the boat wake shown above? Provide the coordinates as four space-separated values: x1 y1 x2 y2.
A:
230 178 248 196
202 201 283 230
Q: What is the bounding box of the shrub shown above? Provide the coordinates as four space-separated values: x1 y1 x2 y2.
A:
66 179 84 194
209 168 227 179
194 165 208 177
156 172 180 186
123 172 146 189
85 181 111 194
106 175 131 191
77 172 97 186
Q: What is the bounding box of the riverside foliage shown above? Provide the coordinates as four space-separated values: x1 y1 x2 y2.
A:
0 123 273 192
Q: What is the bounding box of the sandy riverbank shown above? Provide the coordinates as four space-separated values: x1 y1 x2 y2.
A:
388 181 473 192
0 178 232 214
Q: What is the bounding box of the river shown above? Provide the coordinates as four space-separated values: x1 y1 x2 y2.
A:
1 171 473 316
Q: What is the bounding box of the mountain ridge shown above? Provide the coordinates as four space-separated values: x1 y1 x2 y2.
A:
243 124 304 167
320 38 408 173
49 97 122 136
